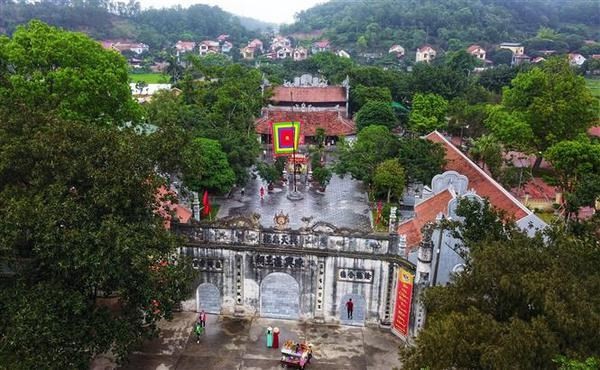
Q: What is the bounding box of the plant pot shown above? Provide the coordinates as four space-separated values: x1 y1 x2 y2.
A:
268 183 274 191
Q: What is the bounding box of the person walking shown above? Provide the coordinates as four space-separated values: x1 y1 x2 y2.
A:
241 187 245 197
260 186 265 200
345 298 354 319
198 310 207 328
194 321 203 343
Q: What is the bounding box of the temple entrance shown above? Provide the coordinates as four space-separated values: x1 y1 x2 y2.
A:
196 283 221 314
260 272 300 319
339 294 366 326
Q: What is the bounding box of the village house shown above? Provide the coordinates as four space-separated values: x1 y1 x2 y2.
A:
221 41 233 53
337 50 351 59
499 42 525 55
241 46 256 60
416 45 436 63
217 34 229 42
174 41 196 58
129 83 173 103
199 40 220 56
255 74 355 146
293 47 308 61
466 44 486 60
568 53 587 66
531 56 546 64
276 47 293 60
388 44 405 58
271 36 291 51
512 54 531 66
312 40 331 54
248 39 264 52
108 41 149 55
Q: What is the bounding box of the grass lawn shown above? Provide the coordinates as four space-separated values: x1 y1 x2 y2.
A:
585 78 600 98
129 73 169 84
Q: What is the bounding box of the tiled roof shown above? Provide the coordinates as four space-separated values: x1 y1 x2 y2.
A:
417 44 435 52
255 109 355 136
175 41 196 51
467 44 483 53
588 126 600 137
271 86 347 103
426 131 530 220
397 189 454 249
314 40 330 48
511 177 557 200
156 186 193 229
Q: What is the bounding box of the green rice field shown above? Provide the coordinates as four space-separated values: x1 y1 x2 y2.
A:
128 73 169 84
585 78 600 98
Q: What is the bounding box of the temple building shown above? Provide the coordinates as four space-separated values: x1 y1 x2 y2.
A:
255 74 356 146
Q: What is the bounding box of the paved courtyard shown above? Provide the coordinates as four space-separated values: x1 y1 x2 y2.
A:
217 171 373 232
91 313 404 370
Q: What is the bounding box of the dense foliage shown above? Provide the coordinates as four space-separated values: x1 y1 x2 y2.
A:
401 199 600 369
0 0 261 49
0 23 194 368
283 0 599 54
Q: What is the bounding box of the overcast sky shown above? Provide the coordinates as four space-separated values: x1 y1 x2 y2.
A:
138 0 325 24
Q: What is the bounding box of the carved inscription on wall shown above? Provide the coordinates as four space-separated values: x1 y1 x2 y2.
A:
262 232 300 247
192 258 224 272
337 268 374 283
253 253 305 269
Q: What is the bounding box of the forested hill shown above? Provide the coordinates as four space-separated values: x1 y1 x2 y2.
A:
282 0 600 53
0 0 263 49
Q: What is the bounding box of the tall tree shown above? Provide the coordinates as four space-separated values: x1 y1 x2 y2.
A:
408 93 449 134
397 137 446 185
335 125 399 185
355 100 397 131
373 158 405 203
545 138 600 220
182 137 236 194
0 114 193 369
489 57 597 168
0 20 141 125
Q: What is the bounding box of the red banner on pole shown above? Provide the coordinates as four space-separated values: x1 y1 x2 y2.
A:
392 268 414 337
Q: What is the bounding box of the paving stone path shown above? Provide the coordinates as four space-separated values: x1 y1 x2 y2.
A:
91 313 404 370
217 171 373 232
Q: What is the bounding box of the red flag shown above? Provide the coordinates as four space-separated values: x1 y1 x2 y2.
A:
202 190 211 217
376 201 383 224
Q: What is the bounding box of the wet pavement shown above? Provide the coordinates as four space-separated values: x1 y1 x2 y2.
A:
217 172 373 232
92 312 404 370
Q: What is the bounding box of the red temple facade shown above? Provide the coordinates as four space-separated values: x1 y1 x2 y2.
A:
255 74 356 145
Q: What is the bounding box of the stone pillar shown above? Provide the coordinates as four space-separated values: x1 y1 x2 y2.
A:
192 192 200 221
388 206 398 234
313 257 326 323
234 254 244 316
380 262 395 327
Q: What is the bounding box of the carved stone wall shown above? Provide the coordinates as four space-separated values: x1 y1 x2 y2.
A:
175 219 414 326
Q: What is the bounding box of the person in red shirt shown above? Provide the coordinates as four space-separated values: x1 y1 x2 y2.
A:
198 310 207 328
345 298 354 319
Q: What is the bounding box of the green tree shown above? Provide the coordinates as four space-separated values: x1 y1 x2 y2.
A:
182 138 236 194
545 138 600 220
0 20 140 125
350 85 392 113
312 166 333 190
408 93 449 134
335 125 399 185
402 199 600 370
397 137 446 185
355 100 397 131
256 162 281 187
492 58 597 167
373 158 405 203
0 114 194 369
469 134 503 175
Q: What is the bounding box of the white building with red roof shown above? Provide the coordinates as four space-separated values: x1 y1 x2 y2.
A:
466 44 486 60
568 53 586 66
398 131 546 283
416 45 436 63
312 40 331 54
199 40 220 56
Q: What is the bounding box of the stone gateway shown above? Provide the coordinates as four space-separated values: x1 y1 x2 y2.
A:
175 216 416 335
